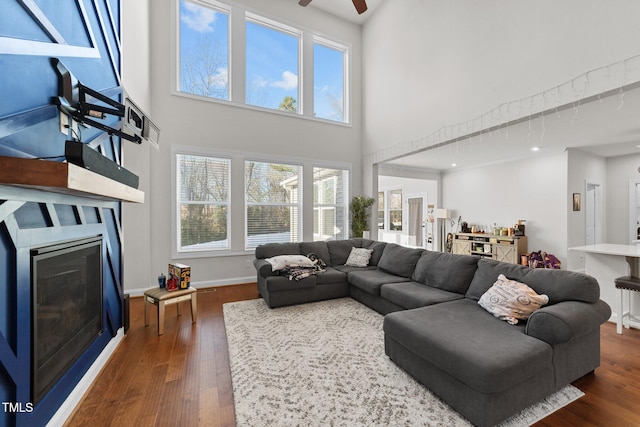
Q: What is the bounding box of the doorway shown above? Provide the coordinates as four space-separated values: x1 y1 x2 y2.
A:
585 180 602 245
407 195 426 248
628 180 640 243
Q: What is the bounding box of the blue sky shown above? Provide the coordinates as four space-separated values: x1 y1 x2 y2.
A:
179 0 344 121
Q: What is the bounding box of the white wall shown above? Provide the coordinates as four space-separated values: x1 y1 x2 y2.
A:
362 0 640 158
120 0 364 292
442 152 568 264
122 0 153 291
606 153 640 245
566 149 607 271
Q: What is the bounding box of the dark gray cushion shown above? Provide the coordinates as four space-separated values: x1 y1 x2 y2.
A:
334 264 377 274
314 267 347 285
377 244 423 278
383 299 553 394
348 269 411 296
263 275 316 291
525 300 612 344
255 242 300 259
466 259 600 304
300 241 331 266
327 239 362 266
381 281 464 309
412 251 478 294
254 258 275 277
362 240 387 266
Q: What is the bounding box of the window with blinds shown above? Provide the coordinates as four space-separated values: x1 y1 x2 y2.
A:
389 189 403 231
176 154 230 252
245 160 302 248
313 167 348 241
378 191 384 230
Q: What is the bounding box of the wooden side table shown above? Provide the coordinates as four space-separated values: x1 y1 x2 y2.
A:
144 287 197 335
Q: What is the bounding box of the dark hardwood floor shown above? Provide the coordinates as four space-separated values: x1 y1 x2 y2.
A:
66 284 640 427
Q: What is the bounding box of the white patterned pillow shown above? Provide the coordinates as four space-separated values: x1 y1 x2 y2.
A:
265 255 314 271
478 274 549 325
345 247 373 267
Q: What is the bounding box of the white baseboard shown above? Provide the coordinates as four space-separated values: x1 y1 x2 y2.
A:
47 328 125 427
125 275 256 297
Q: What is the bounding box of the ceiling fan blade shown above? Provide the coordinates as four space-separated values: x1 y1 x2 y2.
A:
299 0 313 6
352 0 368 14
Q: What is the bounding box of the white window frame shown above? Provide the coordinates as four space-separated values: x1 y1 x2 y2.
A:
313 167 349 241
171 0 351 126
175 0 232 101
172 149 232 258
312 35 349 123
244 159 303 249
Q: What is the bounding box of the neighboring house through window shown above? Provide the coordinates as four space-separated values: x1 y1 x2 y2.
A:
313 167 349 241
245 160 302 248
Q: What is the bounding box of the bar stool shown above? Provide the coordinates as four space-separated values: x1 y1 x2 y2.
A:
144 286 197 335
614 276 640 334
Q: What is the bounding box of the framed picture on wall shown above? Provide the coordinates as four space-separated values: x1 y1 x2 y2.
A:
573 193 581 211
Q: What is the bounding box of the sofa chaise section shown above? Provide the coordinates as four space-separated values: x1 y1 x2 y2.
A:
383 258 611 427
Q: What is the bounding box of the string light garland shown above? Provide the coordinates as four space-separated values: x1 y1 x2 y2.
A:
365 54 640 167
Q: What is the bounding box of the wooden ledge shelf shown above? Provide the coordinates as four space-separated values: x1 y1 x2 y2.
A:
0 156 144 203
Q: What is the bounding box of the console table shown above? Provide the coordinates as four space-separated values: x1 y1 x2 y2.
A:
452 233 527 265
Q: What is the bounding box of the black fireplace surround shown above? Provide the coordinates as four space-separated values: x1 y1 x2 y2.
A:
30 236 103 404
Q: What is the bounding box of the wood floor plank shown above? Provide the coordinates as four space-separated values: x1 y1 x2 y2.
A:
65 283 640 427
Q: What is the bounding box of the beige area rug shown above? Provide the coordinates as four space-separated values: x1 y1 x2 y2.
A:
223 298 583 427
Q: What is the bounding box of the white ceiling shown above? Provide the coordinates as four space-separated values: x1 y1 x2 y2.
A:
301 0 640 172
303 0 385 25
383 85 640 172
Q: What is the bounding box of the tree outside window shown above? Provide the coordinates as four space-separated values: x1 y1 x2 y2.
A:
176 154 230 252
178 0 229 100
245 161 302 247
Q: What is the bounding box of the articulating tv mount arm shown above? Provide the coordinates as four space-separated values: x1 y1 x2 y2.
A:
52 58 142 144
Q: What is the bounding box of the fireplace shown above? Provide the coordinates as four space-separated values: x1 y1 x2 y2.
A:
30 236 103 404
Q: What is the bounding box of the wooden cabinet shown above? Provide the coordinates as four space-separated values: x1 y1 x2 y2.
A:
452 233 527 265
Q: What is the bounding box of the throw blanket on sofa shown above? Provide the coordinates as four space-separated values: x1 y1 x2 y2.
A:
281 266 319 281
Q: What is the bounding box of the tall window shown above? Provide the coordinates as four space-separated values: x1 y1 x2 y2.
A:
246 15 300 112
314 38 347 122
378 191 384 229
389 189 403 231
178 0 230 100
313 167 349 241
176 154 230 252
245 161 302 247
175 3 350 123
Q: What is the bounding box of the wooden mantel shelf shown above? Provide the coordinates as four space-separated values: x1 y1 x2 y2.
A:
0 156 144 203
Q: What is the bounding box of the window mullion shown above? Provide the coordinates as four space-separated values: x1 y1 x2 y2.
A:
301 30 313 118
230 3 246 103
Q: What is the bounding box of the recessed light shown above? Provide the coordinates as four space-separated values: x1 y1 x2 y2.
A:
531 146 540 152
451 163 457 167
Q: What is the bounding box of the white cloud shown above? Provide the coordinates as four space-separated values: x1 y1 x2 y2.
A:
252 76 268 88
271 71 298 90
181 2 218 33
208 67 228 88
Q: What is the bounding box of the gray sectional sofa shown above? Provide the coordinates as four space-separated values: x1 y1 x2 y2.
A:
253 238 611 427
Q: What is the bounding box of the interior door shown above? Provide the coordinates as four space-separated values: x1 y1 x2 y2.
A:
585 181 602 245
407 196 425 247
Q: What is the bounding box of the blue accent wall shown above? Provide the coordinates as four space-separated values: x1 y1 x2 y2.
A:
0 1 124 426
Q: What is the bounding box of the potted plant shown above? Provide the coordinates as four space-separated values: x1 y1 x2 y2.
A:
350 195 375 238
